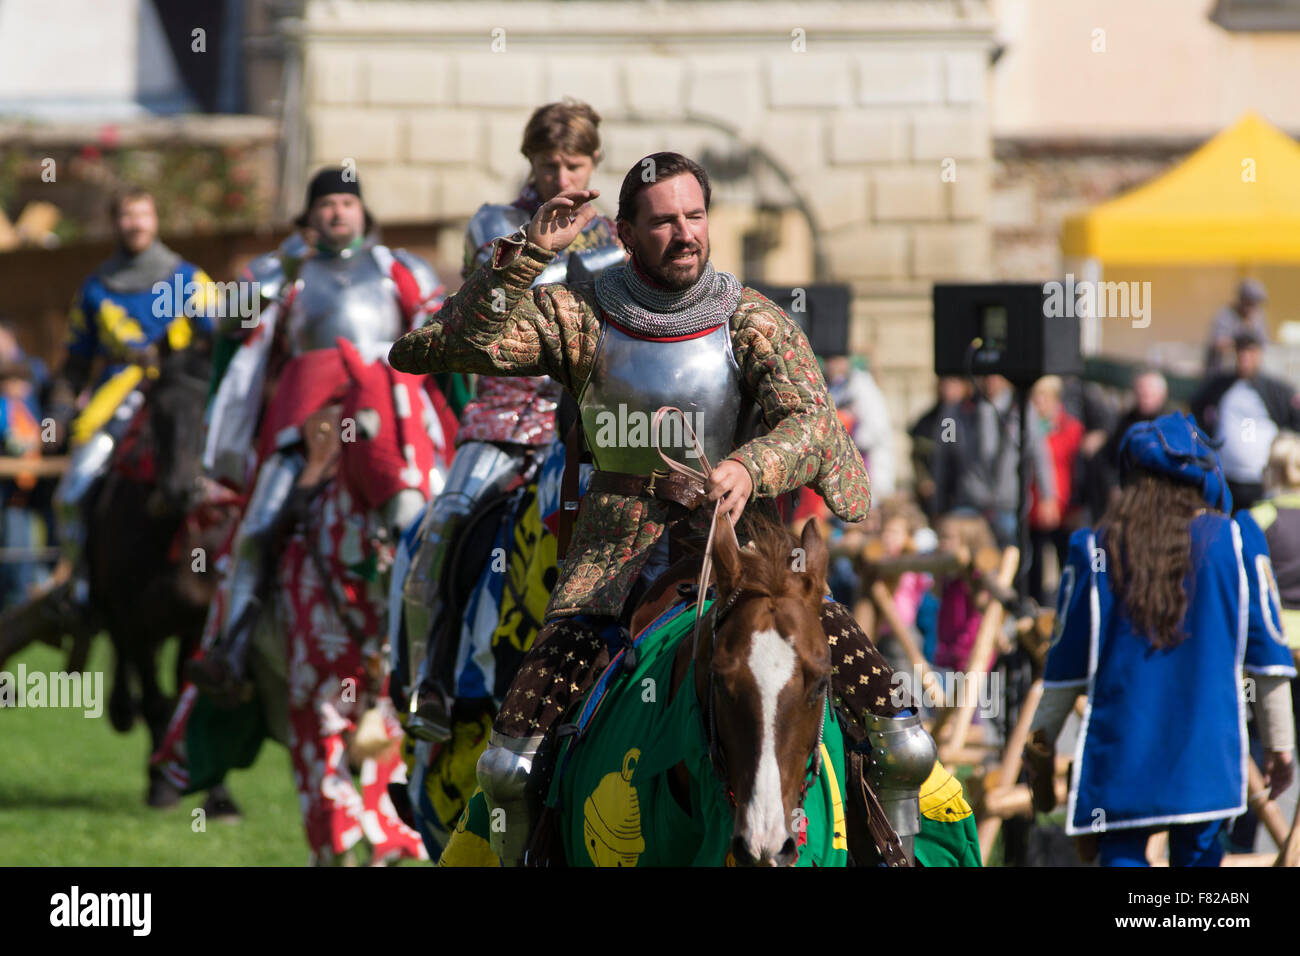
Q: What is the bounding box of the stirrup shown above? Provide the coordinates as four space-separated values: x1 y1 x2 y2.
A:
406 682 453 743
184 654 255 709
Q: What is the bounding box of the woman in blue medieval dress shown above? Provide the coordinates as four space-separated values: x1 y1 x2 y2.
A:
1025 412 1295 867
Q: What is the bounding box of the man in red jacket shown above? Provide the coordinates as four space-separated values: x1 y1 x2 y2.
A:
1029 375 1084 605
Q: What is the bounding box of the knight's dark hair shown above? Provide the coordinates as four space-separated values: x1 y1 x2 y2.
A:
616 152 711 223
1095 468 1209 649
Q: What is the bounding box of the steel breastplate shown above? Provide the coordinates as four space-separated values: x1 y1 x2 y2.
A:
285 247 404 356
578 319 744 474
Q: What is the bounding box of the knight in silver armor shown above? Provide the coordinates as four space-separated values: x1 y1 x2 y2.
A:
188 168 445 701
402 100 625 742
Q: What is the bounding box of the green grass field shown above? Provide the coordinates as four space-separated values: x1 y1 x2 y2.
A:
1 639 307 866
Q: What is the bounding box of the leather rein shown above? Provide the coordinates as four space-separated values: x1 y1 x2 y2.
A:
652 407 827 816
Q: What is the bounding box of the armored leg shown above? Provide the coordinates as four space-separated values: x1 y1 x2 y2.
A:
860 711 938 862
187 448 304 700
477 616 612 864
819 601 903 740
476 732 547 866
402 441 526 741
53 388 146 579
820 600 931 865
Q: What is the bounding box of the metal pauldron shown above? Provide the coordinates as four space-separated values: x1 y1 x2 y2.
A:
860 711 937 854
466 204 531 268
535 234 626 286
390 246 440 299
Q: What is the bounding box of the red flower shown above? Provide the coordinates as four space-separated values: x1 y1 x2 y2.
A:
79 145 102 161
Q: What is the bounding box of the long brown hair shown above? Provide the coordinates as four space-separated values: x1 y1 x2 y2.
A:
1095 469 1210 649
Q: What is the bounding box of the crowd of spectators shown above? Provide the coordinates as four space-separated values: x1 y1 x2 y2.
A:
0 318 55 606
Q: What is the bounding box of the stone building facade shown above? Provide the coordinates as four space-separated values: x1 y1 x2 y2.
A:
288 0 1000 485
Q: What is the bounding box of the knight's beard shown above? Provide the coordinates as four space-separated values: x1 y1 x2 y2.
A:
321 222 361 249
637 241 709 291
119 232 154 255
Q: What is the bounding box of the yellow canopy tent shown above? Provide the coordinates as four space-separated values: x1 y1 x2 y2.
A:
1062 112 1300 264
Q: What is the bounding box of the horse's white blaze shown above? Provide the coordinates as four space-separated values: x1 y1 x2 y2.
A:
743 627 797 859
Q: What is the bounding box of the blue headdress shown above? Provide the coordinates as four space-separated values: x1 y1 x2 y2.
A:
1117 411 1231 513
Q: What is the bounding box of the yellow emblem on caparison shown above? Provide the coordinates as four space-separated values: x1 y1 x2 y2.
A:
583 748 646 867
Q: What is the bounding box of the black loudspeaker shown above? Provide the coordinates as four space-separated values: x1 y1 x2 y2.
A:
747 283 851 356
933 282 1082 386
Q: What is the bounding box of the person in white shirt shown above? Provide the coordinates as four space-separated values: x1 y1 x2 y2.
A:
1192 328 1300 511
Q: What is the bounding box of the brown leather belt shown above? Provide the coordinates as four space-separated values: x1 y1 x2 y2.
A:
587 469 709 511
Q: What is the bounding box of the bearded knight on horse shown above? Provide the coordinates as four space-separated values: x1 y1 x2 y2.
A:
391 150 975 866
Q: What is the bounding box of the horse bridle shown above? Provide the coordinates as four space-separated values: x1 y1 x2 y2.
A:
700 582 829 816
650 406 830 823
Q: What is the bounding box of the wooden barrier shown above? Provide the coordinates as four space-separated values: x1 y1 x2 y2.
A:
976 679 1043 860
868 578 946 710
0 456 68 478
937 547 1020 762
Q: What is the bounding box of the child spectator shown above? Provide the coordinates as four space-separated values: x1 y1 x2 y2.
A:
873 497 932 674
935 512 997 673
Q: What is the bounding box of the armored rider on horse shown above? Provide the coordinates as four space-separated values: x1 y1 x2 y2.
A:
189 167 451 703
50 187 217 619
390 151 938 865
399 99 624 742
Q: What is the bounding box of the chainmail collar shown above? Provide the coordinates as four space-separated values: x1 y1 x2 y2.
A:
97 240 183 294
594 257 741 337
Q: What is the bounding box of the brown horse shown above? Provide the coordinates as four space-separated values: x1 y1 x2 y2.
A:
439 515 911 867
641 516 836 866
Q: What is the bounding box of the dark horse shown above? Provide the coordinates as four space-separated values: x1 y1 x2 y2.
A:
85 340 242 807
0 343 237 807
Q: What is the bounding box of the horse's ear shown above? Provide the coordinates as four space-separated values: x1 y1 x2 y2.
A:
712 519 743 593
798 519 829 599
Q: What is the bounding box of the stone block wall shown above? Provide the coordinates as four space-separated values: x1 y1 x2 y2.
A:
292 0 999 487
